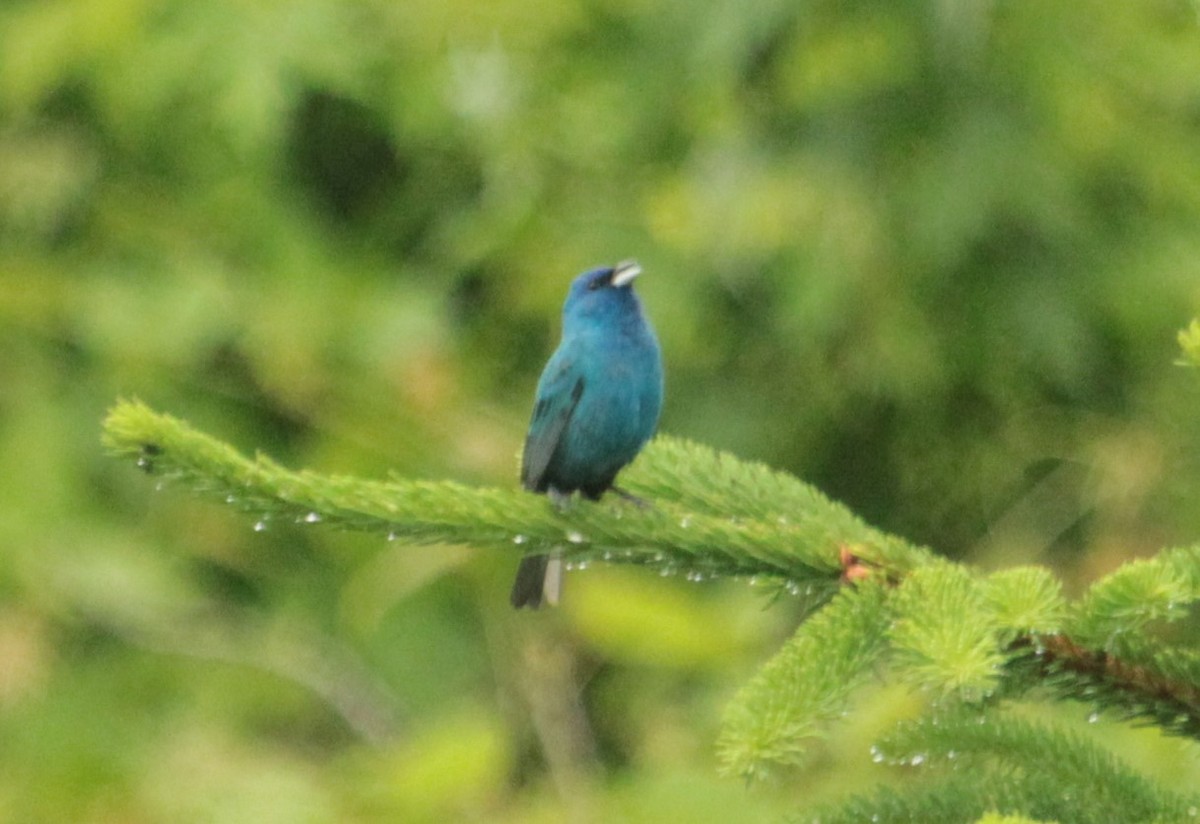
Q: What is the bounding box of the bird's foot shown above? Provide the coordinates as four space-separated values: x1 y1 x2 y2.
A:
610 485 650 508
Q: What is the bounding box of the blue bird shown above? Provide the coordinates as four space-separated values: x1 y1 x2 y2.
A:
512 260 663 608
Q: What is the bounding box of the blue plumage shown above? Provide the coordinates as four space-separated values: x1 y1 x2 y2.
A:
512 261 663 608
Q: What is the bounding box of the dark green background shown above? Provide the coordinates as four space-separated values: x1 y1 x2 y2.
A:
3 1 1200 820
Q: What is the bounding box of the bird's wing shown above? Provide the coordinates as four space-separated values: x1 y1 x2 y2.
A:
521 354 585 491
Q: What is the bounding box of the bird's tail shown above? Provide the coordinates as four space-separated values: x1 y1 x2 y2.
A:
510 554 562 609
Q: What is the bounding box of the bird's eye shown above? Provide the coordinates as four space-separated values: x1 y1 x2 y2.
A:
587 278 605 291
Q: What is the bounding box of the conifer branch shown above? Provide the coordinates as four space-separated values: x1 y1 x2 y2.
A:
800 772 1059 824
888 562 1006 699
102 400 930 585
1007 633 1200 738
985 543 1200 738
717 582 892 781
982 566 1066 642
104 399 1200 823
621 439 937 575
862 711 1198 824
1070 546 1200 654
808 711 1197 823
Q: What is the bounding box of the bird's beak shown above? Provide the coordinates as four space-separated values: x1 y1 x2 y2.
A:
611 260 642 287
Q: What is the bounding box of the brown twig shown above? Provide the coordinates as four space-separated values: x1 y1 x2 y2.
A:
1010 633 1200 736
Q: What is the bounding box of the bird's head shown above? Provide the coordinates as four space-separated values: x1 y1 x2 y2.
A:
562 260 644 327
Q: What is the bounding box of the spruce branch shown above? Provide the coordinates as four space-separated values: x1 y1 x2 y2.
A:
1007 633 1200 738
982 566 1066 642
621 438 936 575
102 399 931 585
1071 546 1200 654
982 544 1200 738
796 772 1061 824
867 711 1198 824
717 581 892 781
992 543 1200 734
888 562 1006 699
806 711 1197 823
104 398 1200 820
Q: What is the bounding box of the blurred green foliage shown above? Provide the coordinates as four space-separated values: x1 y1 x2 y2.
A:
3 0 1200 820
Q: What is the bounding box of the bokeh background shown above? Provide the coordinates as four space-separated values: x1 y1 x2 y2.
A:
3 1 1200 821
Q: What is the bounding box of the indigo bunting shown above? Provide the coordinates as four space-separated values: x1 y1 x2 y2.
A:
511 260 663 608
